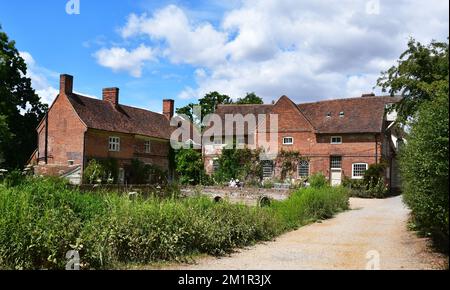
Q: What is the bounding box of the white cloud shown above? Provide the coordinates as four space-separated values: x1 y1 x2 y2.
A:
19 51 59 105
120 6 229 67
94 44 155 77
100 0 449 102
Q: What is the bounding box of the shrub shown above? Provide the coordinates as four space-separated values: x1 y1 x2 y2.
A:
175 148 204 185
309 172 327 188
0 176 350 269
2 169 24 188
83 159 107 184
400 91 449 248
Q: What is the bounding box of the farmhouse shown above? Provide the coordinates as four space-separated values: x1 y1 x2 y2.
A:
32 74 176 184
31 74 402 190
204 95 403 191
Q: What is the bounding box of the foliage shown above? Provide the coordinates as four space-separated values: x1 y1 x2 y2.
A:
271 186 349 230
309 172 328 188
363 163 386 186
400 91 449 247
0 177 349 269
82 159 107 184
236 93 264 105
377 38 449 123
175 148 204 185
0 26 48 169
176 91 232 124
343 176 388 199
276 150 302 180
175 92 263 125
214 147 262 183
1 170 24 188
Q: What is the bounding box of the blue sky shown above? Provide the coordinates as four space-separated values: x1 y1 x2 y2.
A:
0 0 448 113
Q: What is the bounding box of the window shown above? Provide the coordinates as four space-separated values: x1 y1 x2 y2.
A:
144 141 151 153
330 156 342 169
298 160 310 178
109 137 120 152
236 136 246 145
352 163 368 179
262 160 274 178
339 112 345 117
212 159 220 172
331 136 342 144
213 138 223 145
283 137 294 145
68 160 74 166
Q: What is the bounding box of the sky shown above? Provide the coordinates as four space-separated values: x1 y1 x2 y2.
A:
0 0 448 113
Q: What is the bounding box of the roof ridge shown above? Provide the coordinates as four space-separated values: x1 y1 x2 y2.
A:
297 95 400 106
71 93 165 117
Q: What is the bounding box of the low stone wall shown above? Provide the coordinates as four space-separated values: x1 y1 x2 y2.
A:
181 186 292 206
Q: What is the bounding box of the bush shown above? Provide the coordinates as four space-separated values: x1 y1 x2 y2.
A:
343 176 388 199
0 176 350 269
83 159 107 184
400 92 449 248
175 149 204 185
309 172 327 188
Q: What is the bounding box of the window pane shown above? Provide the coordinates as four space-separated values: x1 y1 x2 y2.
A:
298 160 309 178
353 163 368 177
330 156 342 169
262 160 274 178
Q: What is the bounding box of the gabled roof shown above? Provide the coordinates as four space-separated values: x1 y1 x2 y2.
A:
297 96 401 133
67 93 173 140
213 95 401 134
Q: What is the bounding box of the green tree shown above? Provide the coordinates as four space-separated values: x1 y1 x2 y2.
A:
0 26 47 169
0 115 11 166
400 89 449 247
176 92 232 124
175 148 204 185
236 92 263 105
376 38 449 123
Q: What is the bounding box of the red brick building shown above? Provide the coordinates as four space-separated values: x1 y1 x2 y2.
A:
33 74 175 184
204 95 402 190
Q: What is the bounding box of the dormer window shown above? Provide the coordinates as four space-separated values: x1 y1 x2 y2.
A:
339 112 345 117
326 112 331 118
331 136 342 144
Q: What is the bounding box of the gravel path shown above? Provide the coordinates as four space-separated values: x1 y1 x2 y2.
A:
169 196 447 270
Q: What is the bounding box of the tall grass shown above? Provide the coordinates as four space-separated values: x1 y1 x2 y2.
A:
0 177 349 269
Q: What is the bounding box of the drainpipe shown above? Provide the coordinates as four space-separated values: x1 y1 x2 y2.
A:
44 114 49 164
375 134 378 164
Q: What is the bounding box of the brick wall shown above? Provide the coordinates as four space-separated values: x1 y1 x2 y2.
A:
84 129 170 170
37 93 87 167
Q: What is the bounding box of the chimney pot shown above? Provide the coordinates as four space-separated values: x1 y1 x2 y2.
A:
163 99 175 120
103 88 120 106
60 74 73 95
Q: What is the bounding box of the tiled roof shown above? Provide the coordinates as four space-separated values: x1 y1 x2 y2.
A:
67 93 173 140
214 96 401 134
297 96 401 133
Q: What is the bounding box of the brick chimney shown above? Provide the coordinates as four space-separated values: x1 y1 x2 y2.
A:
60 74 73 95
163 99 175 120
103 88 120 106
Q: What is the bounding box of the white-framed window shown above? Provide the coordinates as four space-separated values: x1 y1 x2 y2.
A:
331 136 342 144
213 138 223 145
262 160 274 178
144 141 151 153
330 156 342 169
109 137 120 152
283 137 294 145
236 136 246 145
298 160 310 178
352 163 368 179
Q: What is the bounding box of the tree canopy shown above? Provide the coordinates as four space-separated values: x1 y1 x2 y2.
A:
0 26 48 169
376 38 449 123
175 91 263 125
